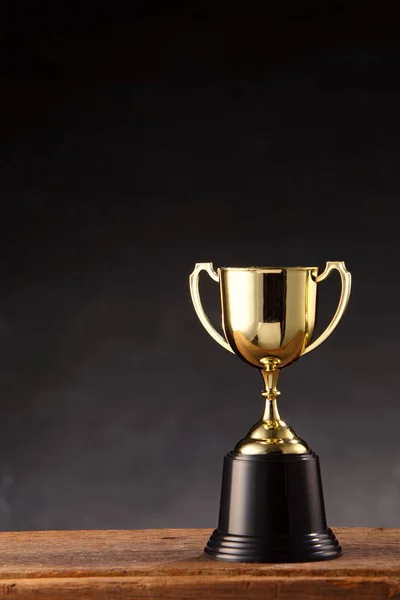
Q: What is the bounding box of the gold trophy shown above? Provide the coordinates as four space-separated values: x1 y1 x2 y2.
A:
190 262 351 562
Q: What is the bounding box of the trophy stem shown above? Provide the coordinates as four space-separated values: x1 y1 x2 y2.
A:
262 398 281 422
234 357 308 455
260 357 281 421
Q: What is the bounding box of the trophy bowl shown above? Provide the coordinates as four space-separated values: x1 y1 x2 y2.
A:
189 262 351 562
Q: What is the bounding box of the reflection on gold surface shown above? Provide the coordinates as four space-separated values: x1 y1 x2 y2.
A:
189 262 351 455
232 330 306 368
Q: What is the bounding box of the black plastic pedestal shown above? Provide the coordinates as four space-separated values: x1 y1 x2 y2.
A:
205 451 341 563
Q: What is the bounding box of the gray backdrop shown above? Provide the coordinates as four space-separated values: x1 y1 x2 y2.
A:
0 3 399 531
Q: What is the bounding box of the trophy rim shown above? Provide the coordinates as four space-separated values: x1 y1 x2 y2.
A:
218 266 319 271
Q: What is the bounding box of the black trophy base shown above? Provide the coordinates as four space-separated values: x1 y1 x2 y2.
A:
205 527 340 563
205 451 341 563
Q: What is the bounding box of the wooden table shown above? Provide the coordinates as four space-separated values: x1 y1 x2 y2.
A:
0 528 399 598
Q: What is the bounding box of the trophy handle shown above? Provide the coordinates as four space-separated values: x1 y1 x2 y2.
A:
303 261 352 356
189 263 234 353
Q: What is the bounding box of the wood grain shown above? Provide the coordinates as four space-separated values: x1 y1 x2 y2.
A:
0 528 399 599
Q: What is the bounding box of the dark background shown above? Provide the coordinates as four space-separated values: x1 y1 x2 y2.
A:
0 0 399 531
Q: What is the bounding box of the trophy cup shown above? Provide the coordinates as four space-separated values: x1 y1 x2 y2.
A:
189 262 351 563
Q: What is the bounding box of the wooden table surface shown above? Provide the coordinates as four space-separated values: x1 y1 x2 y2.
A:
0 528 399 599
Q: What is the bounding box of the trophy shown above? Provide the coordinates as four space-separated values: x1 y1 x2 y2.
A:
189 262 351 563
